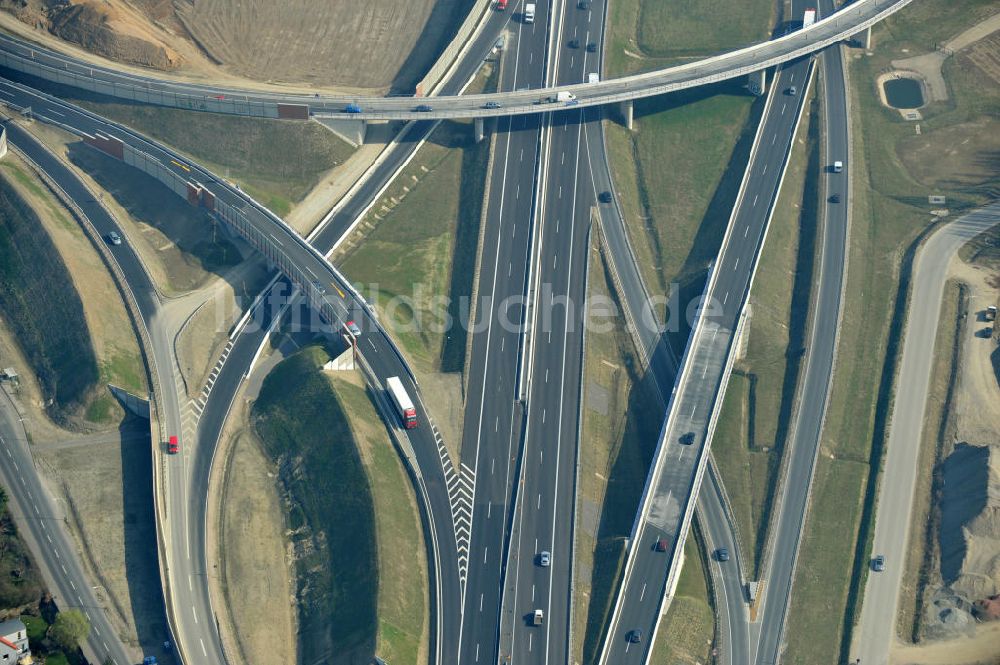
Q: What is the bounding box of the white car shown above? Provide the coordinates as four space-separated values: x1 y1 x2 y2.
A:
539 551 551 567
107 231 122 246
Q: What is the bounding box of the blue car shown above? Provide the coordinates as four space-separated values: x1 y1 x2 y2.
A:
345 103 362 114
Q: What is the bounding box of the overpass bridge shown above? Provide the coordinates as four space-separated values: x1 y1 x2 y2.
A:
0 0 909 121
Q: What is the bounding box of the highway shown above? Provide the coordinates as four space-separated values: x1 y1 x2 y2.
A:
0 78 468 665
852 202 1000 665
597 52 815 663
748 0 854 658
1 120 174 665
454 0 552 662
0 0 912 120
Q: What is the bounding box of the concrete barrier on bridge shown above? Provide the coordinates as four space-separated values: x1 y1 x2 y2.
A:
108 384 150 418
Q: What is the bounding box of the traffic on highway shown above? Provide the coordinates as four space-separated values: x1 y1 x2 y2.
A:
0 0 980 664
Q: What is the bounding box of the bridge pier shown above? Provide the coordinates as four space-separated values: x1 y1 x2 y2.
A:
852 25 873 50
474 117 485 143
314 117 367 146
0 126 7 159
746 69 768 96
619 99 634 130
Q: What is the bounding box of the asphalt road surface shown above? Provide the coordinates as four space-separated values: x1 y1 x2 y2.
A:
0 0 912 120
749 0 856 658
3 120 174 665
0 377 137 665
456 1 551 662
852 202 1000 665
598 55 815 664
0 79 466 664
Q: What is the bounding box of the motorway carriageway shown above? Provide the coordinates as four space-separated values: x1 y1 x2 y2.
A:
0 0 913 120
598 53 814 664
0 77 466 665
454 0 548 662
0 123 141 665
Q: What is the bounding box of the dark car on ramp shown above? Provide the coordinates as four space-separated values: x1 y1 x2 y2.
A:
598 191 613 203
679 431 696 445
627 629 642 643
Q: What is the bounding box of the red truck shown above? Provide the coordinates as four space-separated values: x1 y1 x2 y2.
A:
387 377 417 429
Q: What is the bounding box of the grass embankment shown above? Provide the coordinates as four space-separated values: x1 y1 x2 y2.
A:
711 92 820 576
605 83 761 353
69 98 355 217
0 487 43 608
650 527 715 662
0 165 145 425
897 281 964 640
251 344 427 664
606 0 773 76
334 59 494 457
336 119 489 376
783 0 1000 660
252 344 378 663
327 373 428 664
572 235 707 664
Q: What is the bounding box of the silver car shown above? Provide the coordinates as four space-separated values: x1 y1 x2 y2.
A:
539 551 551 567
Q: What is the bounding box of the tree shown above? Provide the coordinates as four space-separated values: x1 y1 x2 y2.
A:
49 609 90 651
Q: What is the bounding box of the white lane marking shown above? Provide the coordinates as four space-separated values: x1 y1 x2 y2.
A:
537 493 541 509
745 225 750 237
192 606 198 624
480 594 484 611
483 547 488 564
772 134 777 145
734 257 740 271
201 639 208 658
752 194 759 207
781 103 787 115
640 582 647 601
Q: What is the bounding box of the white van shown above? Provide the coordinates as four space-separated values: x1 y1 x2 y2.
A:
833 160 844 173
524 3 535 22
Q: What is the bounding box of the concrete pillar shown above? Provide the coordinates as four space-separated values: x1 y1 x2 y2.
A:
852 25 872 50
619 99 634 130
0 127 7 160
474 116 485 143
747 69 768 97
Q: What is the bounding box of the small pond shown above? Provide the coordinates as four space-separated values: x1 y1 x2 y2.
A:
883 77 925 109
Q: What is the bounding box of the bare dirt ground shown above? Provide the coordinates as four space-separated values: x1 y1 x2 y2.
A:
892 621 1000 664
0 0 472 93
0 152 146 404
216 427 296 665
208 340 299 665
0 158 169 655
21 120 240 296
891 11 1000 102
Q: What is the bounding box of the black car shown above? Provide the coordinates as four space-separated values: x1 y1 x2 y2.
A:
577 0 589 8
828 193 841 203
414 104 433 112
598 190 613 203
873 554 886 572
679 431 696 445
567 39 580 49
586 42 597 53
716 548 730 562
786 85 797 96
627 629 642 644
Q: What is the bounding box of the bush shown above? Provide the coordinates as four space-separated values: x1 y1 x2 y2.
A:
49 609 89 652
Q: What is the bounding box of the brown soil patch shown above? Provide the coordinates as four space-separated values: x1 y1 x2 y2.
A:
897 117 1000 190
964 32 1000 87
217 429 296 665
